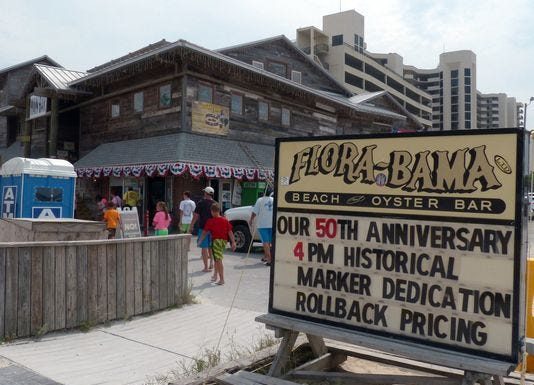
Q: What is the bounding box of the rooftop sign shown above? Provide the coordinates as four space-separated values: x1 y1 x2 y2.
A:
271 129 525 368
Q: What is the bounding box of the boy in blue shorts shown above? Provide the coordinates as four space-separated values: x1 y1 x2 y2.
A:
250 189 274 266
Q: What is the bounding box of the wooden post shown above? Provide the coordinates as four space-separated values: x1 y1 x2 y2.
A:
48 94 58 157
268 329 299 377
181 71 188 130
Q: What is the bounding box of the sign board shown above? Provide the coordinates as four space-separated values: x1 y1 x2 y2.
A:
2 186 17 218
271 129 525 368
192 101 229 136
118 207 141 238
32 207 62 219
29 95 48 119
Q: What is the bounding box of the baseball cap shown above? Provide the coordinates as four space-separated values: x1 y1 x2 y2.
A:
203 186 215 195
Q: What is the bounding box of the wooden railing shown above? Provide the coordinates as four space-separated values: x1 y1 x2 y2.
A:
0 235 190 339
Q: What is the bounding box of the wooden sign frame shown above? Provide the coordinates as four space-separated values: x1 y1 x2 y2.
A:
268 128 527 373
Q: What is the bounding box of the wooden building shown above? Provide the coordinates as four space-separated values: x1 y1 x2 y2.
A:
3 38 419 223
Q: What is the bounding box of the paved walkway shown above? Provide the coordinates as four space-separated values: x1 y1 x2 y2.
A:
0 240 271 385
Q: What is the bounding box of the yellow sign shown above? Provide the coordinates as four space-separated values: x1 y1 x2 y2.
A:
272 130 524 366
192 101 229 136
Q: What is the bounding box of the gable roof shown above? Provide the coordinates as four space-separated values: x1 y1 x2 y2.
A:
0 55 61 76
34 64 87 91
217 35 351 96
87 39 171 73
68 39 404 121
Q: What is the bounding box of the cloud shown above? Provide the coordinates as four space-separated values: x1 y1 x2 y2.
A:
0 0 532 101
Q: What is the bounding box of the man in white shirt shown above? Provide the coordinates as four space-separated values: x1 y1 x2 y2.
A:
249 188 274 266
179 191 196 234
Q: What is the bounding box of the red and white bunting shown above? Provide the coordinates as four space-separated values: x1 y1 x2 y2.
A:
131 165 144 177
76 163 272 182
144 164 157 177
218 166 232 179
170 162 187 176
157 163 169 176
203 165 218 178
189 164 204 179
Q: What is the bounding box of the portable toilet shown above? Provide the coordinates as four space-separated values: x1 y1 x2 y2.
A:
0 157 77 219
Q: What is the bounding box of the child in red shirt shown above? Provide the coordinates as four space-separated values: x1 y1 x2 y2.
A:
198 203 235 285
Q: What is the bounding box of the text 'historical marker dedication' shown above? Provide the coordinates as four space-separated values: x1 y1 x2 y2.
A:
271 130 525 366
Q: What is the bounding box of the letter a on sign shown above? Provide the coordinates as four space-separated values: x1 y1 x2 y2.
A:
38 209 56 219
2 186 17 218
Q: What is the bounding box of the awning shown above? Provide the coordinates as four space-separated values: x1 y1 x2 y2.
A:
0 105 16 116
74 132 274 181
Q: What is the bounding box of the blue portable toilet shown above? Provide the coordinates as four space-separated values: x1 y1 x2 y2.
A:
0 157 77 219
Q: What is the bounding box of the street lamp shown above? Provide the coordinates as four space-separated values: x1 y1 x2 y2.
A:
525 96 534 130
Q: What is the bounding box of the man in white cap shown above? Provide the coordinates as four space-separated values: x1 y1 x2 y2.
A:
190 186 217 272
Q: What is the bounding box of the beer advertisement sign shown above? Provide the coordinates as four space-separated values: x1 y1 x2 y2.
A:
271 129 525 366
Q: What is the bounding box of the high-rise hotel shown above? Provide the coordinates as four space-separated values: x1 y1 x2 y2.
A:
296 10 518 131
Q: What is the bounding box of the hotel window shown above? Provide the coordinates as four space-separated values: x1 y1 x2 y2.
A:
465 85 471 94
465 111 471 120
111 103 120 118
291 70 302 84
159 84 171 107
332 34 343 46
465 121 471 129
252 60 264 70
231 94 243 115
258 101 269 121
281 108 290 127
198 84 213 103
134 92 144 113
451 78 458 87
451 69 458 78
451 122 459 130
465 77 471 85
451 96 458 104
464 68 471 76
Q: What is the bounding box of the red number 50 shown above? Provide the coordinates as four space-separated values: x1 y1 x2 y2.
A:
315 218 337 238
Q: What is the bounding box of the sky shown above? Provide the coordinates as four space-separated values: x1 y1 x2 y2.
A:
1 0 533 112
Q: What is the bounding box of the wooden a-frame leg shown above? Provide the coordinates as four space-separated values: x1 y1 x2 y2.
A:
306 333 328 357
268 329 299 377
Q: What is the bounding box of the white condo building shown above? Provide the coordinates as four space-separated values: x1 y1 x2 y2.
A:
296 10 518 131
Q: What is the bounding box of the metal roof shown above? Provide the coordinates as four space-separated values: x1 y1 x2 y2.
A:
68 40 405 121
348 91 386 104
34 64 86 91
75 132 274 169
0 55 61 76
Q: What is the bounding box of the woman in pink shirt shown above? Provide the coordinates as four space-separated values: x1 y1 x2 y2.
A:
152 201 171 236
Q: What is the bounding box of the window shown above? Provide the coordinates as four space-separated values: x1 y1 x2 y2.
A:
231 94 243 115
159 84 171 107
111 103 120 118
451 87 458 96
291 70 302 83
451 105 458 113
465 111 471 120
332 34 343 46
465 85 471 94
465 95 471 103
267 61 287 77
258 101 269 121
252 60 264 69
451 96 458 104
465 77 471 85
198 84 213 103
345 54 363 71
134 92 144 113
464 68 471 76
345 72 363 88
281 108 290 127
451 122 459 130
35 187 63 202
451 113 458 122
451 69 458 78
451 78 458 87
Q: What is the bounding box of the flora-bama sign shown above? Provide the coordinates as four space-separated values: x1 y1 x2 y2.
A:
270 129 526 368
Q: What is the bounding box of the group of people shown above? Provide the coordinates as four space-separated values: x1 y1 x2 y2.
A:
97 185 274 287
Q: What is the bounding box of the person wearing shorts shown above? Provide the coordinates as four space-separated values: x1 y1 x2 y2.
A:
198 203 235 285
179 191 196 233
103 202 121 239
190 187 217 272
250 189 274 265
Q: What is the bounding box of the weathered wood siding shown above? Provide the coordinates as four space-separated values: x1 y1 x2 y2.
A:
0 234 190 340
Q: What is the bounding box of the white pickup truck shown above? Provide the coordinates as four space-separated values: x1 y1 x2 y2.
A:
224 205 259 252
